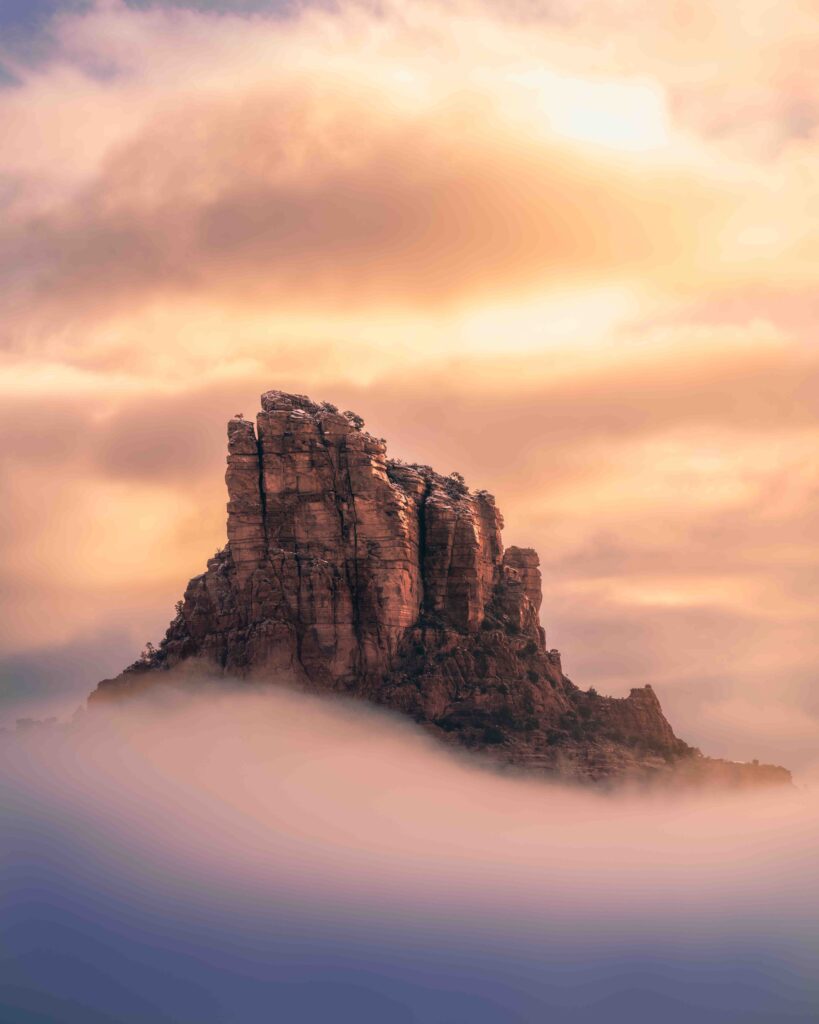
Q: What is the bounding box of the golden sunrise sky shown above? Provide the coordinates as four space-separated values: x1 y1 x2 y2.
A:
1 0 818 769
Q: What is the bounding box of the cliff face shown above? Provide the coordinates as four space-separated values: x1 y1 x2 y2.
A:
93 390 791 787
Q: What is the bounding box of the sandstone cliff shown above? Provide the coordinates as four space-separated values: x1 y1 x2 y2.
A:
92 390 790 787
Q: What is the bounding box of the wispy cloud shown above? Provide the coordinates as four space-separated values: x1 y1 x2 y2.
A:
2 0 818 768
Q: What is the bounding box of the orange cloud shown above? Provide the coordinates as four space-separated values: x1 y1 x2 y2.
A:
0 84 737 341
1 0 818 770
2 0 818 349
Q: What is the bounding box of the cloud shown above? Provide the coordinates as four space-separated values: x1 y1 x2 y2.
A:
0 81 734 336
1 0 818 774
2 338 819 765
1 686 817 1021
2 0 818 353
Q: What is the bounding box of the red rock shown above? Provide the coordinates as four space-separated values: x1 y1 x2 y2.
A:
91 390 791 788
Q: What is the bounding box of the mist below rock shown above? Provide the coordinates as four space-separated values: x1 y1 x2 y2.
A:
1 686 816 1023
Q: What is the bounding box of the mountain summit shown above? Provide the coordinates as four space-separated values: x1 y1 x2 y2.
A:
92 390 790 786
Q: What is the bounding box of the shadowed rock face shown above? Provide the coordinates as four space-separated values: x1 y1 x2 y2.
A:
92 390 791 787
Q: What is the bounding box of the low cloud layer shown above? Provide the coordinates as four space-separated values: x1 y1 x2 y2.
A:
1 687 817 1022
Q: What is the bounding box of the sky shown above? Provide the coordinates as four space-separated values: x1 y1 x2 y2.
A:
1 0 818 772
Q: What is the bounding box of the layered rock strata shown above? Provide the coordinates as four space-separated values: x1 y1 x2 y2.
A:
92 391 791 787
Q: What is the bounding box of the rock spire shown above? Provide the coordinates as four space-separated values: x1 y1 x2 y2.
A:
92 390 791 787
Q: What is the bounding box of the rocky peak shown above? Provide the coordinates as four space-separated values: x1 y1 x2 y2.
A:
92 390 791 788
220 388 538 687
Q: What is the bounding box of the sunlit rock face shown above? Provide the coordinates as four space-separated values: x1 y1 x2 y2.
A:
92 390 790 787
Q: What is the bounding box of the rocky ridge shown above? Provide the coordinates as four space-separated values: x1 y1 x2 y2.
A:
92 390 791 787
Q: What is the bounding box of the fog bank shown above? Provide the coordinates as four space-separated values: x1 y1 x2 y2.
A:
1 684 817 1022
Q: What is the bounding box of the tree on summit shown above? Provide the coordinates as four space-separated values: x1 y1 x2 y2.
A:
343 410 365 430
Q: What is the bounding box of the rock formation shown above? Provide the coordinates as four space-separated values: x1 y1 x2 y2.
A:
92 390 791 787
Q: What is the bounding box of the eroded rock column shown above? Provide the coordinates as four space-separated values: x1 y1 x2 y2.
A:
225 417 265 588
